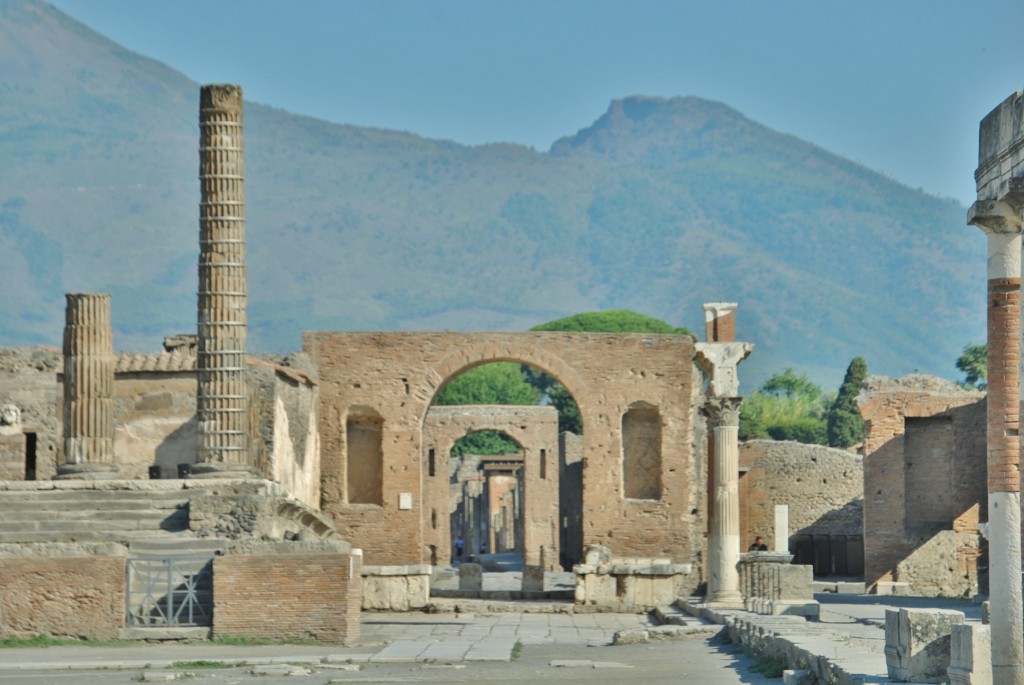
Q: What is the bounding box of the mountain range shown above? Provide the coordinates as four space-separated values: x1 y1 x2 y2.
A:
0 0 984 389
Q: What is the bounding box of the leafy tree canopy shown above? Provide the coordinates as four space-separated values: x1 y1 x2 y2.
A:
739 369 831 445
530 309 692 336
451 430 522 457
434 362 541 406
955 343 987 390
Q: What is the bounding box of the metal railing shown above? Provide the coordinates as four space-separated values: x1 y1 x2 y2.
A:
125 556 213 627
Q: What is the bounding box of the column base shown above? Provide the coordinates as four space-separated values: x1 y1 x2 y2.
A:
188 462 261 479
706 592 744 608
54 463 120 480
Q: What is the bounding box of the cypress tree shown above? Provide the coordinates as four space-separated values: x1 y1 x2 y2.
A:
827 357 867 448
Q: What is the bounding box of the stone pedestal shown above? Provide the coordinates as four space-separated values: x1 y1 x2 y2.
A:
57 293 117 480
884 608 964 683
949 623 992 685
193 84 255 479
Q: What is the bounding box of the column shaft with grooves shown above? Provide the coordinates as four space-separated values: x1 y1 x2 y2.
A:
59 292 116 479
196 84 248 471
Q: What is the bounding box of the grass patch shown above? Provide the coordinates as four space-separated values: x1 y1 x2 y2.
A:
171 660 230 669
212 635 321 646
750 654 787 678
511 640 523 660
0 635 133 648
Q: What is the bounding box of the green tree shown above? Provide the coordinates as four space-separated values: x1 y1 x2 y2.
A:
529 309 693 433
955 343 987 390
826 357 867 448
530 309 693 335
739 369 830 445
434 362 541 406
450 430 522 457
434 362 541 455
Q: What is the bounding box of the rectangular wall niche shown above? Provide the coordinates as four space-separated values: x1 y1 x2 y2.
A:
904 415 955 534
622 404 662 500
346 409 384 505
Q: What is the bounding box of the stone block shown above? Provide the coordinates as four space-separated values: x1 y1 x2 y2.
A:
776 565 814 600
406 574 430 609
885 607 965 683
948 623 991 685
521 564 544 592
459 563 482 591
584 544 611 565
876 581 912 596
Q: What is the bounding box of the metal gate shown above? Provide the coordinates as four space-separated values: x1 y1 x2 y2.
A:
125 556 213 627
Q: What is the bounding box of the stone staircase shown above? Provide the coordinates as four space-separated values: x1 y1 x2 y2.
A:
0 485 193 545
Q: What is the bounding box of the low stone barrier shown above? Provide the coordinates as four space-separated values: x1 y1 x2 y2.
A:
739 552 818 618
361 564 431 611
573 558 692 610
884 607 964 683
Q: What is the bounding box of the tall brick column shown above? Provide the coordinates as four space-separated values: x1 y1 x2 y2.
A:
192 84 255 478
695 302 753 605
57 293 117 479
968 90 1024 684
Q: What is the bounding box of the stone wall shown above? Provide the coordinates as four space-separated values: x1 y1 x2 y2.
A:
559 431 583 569
306 331 702 589
858 375 986 596
213 546 361 643
0 347 61 479
0 554 126 639
738 440 863 551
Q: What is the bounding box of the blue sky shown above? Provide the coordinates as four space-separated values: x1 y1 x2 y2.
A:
48 0 1024 206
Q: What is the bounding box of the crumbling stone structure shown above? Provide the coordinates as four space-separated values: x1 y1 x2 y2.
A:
58 293 117 479
858 375 985 597
194 84 253 478
738 440 863 575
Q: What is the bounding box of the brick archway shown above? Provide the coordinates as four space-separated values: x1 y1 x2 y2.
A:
305 330 702 582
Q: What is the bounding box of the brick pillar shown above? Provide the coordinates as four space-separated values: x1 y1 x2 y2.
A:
192 84 255 478
704 397 743 604
57 293 117 479
704 302 738 343
969 200 1024 684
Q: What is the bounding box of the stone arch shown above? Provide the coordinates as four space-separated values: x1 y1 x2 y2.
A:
422 404 560 568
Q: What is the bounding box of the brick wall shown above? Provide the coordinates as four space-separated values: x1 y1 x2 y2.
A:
213 552 361 643
0 556 125 639
858 376 986 593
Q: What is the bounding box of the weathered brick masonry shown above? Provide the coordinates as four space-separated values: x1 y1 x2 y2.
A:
305 331 702 584
0 555 126 639
213 551 361 643
858 376 986 595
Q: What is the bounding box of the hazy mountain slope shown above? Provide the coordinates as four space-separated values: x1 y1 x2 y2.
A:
0 0 984 389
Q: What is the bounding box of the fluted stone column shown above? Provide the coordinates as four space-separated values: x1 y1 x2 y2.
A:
192 84 255 478
57 293 117 479
704 396 743 604
695 316 753 606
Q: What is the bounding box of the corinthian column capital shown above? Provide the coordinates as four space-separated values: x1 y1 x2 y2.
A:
703 396 743 428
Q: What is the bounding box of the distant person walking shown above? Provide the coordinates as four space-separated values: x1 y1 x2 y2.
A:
455 535 465 559
748 536 768 552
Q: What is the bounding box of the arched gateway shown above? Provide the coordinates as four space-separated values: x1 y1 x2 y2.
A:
304 330 705 591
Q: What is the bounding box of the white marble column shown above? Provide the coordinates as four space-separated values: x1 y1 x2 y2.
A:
705 396 743 604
